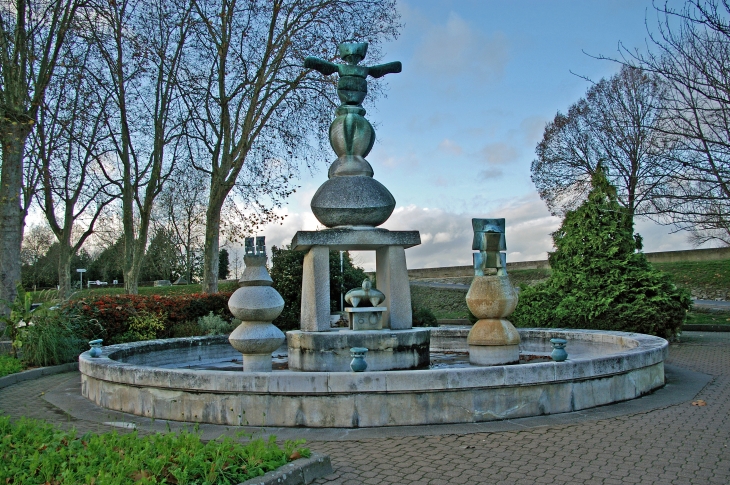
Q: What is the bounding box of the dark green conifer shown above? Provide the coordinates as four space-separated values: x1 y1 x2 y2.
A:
512 168 691 338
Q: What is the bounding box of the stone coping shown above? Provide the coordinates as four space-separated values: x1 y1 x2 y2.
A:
79 329 667 395
291 228 421 251
0 362 78 390
239 453 332 485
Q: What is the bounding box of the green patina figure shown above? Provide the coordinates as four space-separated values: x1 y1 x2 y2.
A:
305 41 401 106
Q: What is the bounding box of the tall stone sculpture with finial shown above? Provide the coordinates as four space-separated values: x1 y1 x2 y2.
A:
228 237 286 372
286 40 429 372
304 40 402 227
466 219 521 365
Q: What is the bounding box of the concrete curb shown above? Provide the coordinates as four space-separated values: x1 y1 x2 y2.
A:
0 362 78 389
683 324 730 332
239 453 332 485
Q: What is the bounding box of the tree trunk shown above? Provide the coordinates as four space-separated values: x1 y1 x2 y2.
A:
0 122 32 325
57 243 72 299
202 186 226 294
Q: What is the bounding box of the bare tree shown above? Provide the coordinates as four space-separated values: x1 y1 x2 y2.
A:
614 0 730 245
154 165 208 284
183 0 401 294
0 0 83 319
82 0 194 293
532 66 680 225
30 42 117 298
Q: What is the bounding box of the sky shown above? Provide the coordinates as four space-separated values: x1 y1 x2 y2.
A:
253 0 717 272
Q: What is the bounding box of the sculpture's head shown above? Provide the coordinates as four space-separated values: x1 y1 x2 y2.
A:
362 279 372 290
339 41 368 64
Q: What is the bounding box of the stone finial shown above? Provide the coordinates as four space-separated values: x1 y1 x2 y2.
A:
472 218 508 276
345 279 386 307
304 40 401 108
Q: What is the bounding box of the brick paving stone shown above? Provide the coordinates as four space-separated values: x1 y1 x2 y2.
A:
303 332 730 484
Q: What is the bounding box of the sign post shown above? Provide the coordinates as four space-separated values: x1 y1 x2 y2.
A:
76 268 87 289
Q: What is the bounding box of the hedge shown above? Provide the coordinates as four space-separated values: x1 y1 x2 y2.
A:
63 292 233 342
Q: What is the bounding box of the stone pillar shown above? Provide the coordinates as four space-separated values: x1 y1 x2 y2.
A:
376 245 412 330
300 246 331 331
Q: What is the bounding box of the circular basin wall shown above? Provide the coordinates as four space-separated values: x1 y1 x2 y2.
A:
79 329 667 428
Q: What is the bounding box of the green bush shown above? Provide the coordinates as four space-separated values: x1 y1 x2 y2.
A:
511 169 691 338
198 311 236 335
0 355 23 377
0 415 309 484
412 305 438 327
112 311 167 344
170 320 204 338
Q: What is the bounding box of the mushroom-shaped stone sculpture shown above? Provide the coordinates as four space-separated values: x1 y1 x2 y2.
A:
345 279 385 307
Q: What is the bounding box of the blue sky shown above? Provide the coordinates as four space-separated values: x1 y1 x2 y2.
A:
260 0 713 271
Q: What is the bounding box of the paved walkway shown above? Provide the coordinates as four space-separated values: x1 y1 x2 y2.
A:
1 332 728 484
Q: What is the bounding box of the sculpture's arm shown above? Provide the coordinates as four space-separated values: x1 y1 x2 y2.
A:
367 61 402 78
304 56 338 76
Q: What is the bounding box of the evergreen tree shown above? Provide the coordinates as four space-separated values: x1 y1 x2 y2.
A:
512 168 691 338
218 249 230 280
87 238 125 284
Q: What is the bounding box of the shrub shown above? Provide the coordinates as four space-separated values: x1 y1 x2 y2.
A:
170 320 204 338
511 168 691 338
113 311 167 344
198 311 236 335
62 292 233 343
0 415 309 484
412 305 438 327
0 355 23 377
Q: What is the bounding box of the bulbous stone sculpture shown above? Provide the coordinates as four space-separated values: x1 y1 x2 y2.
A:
345 279 385 307
228 244 285 372
466 218 521 366
305 41 400 228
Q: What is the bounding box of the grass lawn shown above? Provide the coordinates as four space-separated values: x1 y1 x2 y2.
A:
652 260 729 293
685 310 730 326
29 281 240 304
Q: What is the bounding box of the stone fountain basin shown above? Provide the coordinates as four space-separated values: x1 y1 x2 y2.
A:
79 328 667 428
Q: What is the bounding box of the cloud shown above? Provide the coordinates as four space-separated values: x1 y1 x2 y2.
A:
437 138 463 156
250 192 560 272
410 12 509 85
431 175 451 187
479 142 518 165
479 168 504 180
520 116 548 145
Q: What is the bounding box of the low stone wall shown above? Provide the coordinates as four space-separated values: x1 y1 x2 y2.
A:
407 247 729 281
645 247 730 263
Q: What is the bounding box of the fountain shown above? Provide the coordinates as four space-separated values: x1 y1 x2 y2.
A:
78 40 669 428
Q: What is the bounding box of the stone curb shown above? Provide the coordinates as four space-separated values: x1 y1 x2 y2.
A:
238 453 332 485
0 362 78 390
683 324 730 332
